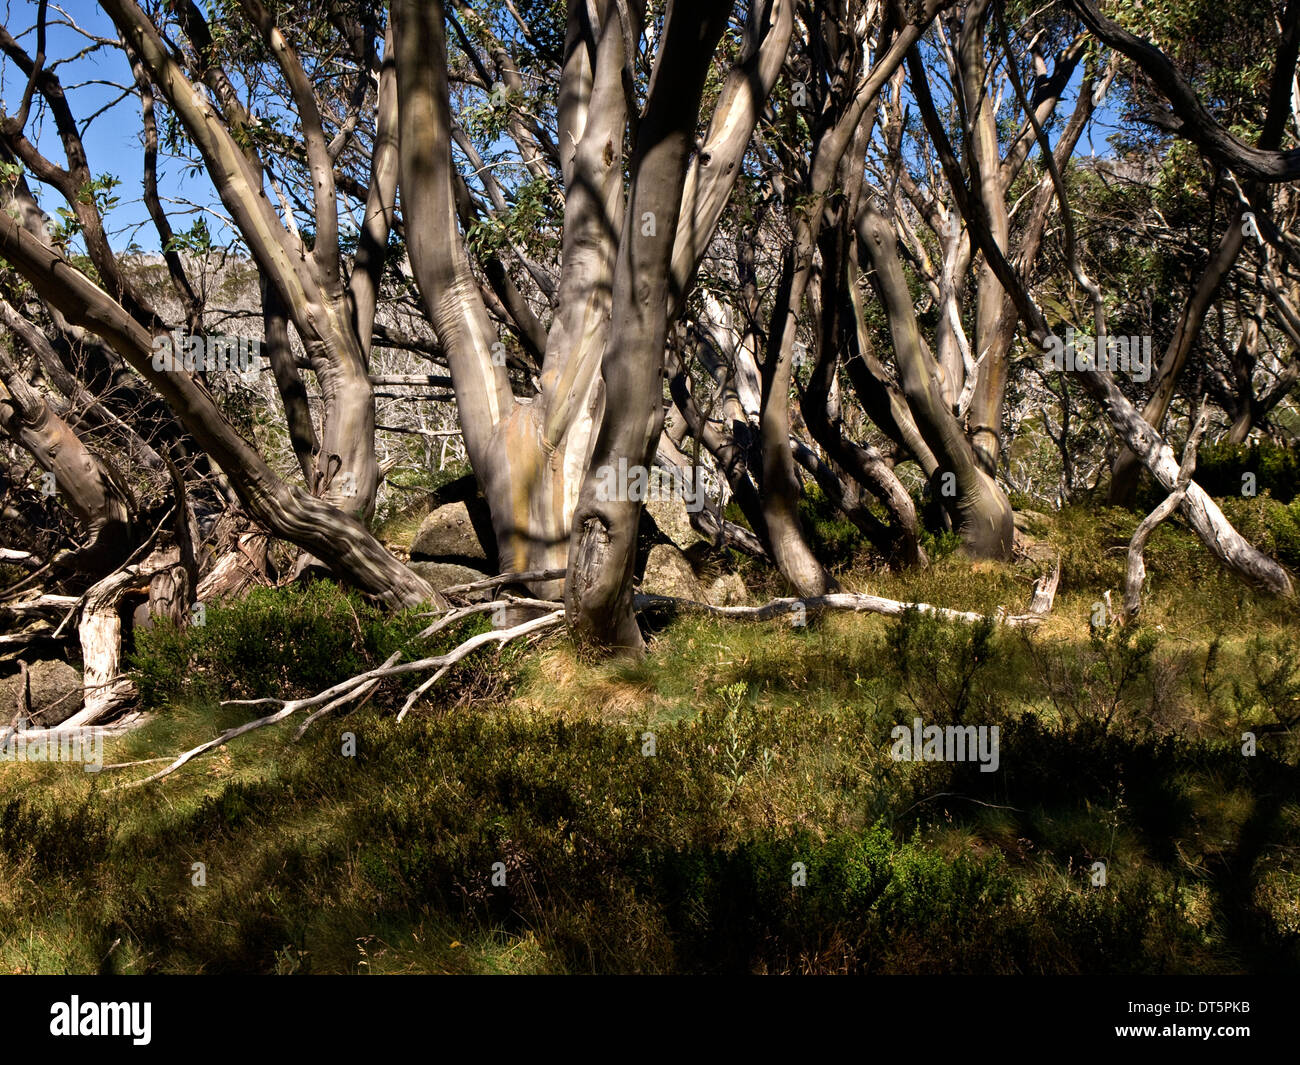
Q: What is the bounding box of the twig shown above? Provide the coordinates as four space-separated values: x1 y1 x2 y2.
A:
397 664 451 722
434 568 567 597
901 792 1025 817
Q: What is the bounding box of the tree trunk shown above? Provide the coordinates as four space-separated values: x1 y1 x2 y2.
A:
0 350 133 578
1080 366 1292 596
1110 218 1244 504
566 0 736 653
760 247 842 594
0 210 435 609
857 205 1013 558
804 217 925 567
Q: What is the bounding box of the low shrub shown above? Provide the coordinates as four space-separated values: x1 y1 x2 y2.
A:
129 581 458 710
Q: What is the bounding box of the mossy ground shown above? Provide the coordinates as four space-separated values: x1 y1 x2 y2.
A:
1 505 1297 973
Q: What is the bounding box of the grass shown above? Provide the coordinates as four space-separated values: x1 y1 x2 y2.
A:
1 505 1298 973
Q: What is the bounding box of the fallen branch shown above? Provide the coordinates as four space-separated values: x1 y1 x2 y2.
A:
416 594 560 638
1124 405 1210 623
434 568 567 597
99 756 172 771
397 664 451 722
0 594 80 616
633 570 1060 629
0 625 57 650
115 609 565 788
292 655 398 740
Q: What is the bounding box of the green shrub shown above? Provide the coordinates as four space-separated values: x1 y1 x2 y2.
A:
129 582 445 709
1198 440 1300 503
883 607 999 724
798 483 870 566
917 527 962 562
1218 495 1300 571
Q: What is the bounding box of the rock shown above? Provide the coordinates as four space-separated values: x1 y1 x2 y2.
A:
705 572 749 607
410 501 489 564
132 602 155 634
1013 509 1051 535
639 544 701 600
25 659 83 726
0 671 27 725
1014 527 1057 564
644 494 705 553
408 561 489 594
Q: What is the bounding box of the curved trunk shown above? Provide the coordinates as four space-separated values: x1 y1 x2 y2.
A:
805 219 925 567
566 0 736 653
1080 365 1292 597
667 352 771 548
857 205 1013 558
0 210 434 609
759 248 841 595
1110 218 1244 504
261 281 320 484
844 264 940 476
105 0 386 518
0 352 133 579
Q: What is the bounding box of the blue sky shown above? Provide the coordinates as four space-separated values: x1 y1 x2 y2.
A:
1 2 1126 257
1 1 225 254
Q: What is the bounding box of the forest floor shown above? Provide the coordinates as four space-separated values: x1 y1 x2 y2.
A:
1 503 1298 973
